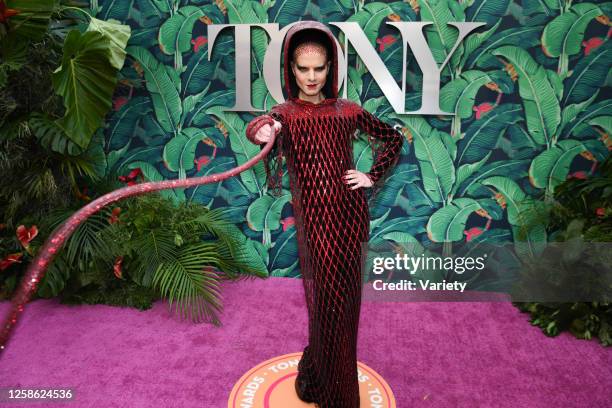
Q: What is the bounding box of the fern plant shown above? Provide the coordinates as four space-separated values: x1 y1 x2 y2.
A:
2 192 268 325
101 194 268 325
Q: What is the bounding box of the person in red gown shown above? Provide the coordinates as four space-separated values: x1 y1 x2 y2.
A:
245 21 404 407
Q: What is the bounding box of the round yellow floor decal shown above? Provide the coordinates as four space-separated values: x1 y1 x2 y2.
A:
228 352 396 407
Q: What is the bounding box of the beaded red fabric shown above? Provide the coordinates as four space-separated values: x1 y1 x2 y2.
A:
246 21 403 407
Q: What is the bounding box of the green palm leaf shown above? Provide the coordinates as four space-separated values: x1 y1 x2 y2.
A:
541 2 603 76
246 193 292 246
127 46 182 134
562 41 612 106
481 176 547 257
466 0 511 25
528 139 587 193
418 0 465 66
427 198 483 242
153 242 224 324
205 106 266 194
159 6 204 55
394 116 455 203
346 2 395 46
466 26 541 70
492 46 561 147
163 128 205 174
440 70 492 119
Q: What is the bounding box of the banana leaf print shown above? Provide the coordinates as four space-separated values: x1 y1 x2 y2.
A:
95 0 610 280
541 2 603 77
492 46 561 147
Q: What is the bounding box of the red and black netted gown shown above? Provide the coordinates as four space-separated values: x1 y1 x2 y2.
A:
245 21 404 408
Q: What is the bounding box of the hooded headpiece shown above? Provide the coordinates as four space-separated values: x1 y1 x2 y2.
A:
283 21 339 100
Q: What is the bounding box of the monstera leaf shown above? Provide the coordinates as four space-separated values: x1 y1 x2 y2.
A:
4 0 55 40
492 46 561 147
29 113 83 156
427 198 483 242
528 139 587 192
127 46 182 134
52 30 118 149
87 17 132 70
541 2 603 75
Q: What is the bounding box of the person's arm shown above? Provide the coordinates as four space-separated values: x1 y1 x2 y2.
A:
355 106 404 202
245 114 275 145
245 107 285 196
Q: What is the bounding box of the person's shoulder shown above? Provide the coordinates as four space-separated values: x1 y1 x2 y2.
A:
335 98 362 114
271 101 291 114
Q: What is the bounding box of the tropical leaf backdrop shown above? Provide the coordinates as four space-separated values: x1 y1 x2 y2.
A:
93 0 611 283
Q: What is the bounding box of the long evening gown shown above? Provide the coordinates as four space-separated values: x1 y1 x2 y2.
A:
245 21 404 408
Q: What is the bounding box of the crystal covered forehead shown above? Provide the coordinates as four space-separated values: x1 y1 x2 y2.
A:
293 41 328 61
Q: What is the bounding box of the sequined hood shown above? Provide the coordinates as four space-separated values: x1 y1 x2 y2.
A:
283 21 339 100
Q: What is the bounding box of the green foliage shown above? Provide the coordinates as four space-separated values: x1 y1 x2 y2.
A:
53 27 128 148
86 17 131 70
60 280 159 311
1 192 267 323
514 301 611 346
541 2 603 76
6 0 608 286
127 45 182 134
97 194 268 324
3 0 56 41
513 156 612 347
492 46 561 147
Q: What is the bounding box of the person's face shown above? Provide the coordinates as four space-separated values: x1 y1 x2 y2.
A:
291 47 331 98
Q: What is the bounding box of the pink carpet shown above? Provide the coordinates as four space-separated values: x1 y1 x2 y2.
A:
0 277 610 407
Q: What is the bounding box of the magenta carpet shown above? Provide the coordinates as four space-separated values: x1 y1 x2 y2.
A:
0 276 610 407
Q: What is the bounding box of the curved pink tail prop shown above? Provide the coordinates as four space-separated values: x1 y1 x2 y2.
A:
0 134 277 356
